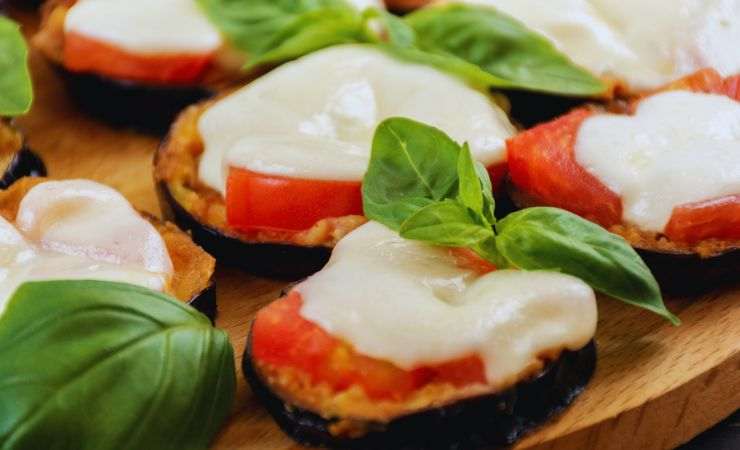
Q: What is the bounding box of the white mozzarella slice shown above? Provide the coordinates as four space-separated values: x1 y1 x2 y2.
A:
17 180 173 274
0 180 174 314
458 0 740 90
198 45 515 193
64 0 222 55
575 91 740 232
298 222 597 385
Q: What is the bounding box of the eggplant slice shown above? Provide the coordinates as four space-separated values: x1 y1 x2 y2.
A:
157 182 331 280
1 146 46 189
155 102 362 279
244 332 597 450
507 181 740 293
0 177 218 320
0 122 46 189
55 64 213 134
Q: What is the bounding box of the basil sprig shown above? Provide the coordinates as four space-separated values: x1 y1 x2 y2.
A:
363 117 679 324
0 17 32 116
195 1 605 95
0 281 236 450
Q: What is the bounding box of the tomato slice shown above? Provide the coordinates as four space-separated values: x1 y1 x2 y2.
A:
226 162 506 234
64 32 213 84
226 167 364 233
665 195 740 244
252 291 487 401
506 108 623 228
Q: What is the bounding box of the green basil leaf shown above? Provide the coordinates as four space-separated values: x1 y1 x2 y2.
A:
363 117 461 230
362 8 416 47
474 160 496 224
0 17 32 116
404 4 606 96
196 0 363 68
400 199 493 247
456 144 484 217
495 208 679 324
380 43 502 91
244 9 366 68
0 281 236 450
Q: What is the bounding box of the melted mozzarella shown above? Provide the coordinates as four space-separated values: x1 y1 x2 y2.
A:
298 222 597 385
65 0 222 55
576 91 740 232
0 180 173 314
198 45 515 193
459 0 740 90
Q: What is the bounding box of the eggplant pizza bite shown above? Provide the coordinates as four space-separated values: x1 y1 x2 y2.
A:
156 44 517 278
244 221 597 449
507 70 740 289
0 121 46 189
33 0 244 131
0 177 216 319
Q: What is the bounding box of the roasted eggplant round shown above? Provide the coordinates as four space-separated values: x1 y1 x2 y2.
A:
33 0 236 133
244 331 596 450
0 177 218 320
155 102 359 279
0 121 46 189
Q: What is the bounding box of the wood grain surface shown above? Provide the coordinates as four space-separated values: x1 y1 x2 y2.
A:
10 7 740 450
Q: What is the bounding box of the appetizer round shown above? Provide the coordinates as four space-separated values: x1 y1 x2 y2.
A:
244 222 598 449
156 44 516 278
0 177 217 319
506 70 740 289
0 121 46 189
33 0 242 131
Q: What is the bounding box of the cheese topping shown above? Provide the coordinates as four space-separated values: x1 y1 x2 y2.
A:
64 0 222 55
198 45 515 193
458 0 740 90
0 180 173 314
576 91 740 232
298 222 597 385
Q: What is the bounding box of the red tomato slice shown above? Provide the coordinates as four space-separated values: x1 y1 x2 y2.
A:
64 32 213 84
665 195 740 244
252 291 487 401
506 108 623 228
226 162 506 234
226 167 364 233
487 161 508 194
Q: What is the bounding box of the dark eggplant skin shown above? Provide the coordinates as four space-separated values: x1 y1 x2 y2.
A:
187 281 217 323
243 331 597 450
54 64 213 134
1 146 47 189
503 89 589 128
636 247 740 296
505 180 740 293
155 180 332 280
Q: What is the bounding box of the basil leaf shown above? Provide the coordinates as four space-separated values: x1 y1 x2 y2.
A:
474 160 496 224
245 9 366 68
363 117 461 230
362 8 415 47
196 0 363 68
400 199 494 247
456 144 484 217
0 17 32 116
0 281 236 450
495 208 679 324
404 4 606 96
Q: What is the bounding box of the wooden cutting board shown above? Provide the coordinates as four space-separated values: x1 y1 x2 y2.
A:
10 7 740 450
